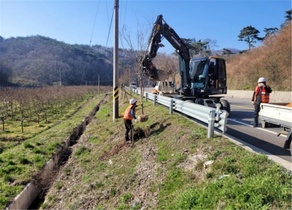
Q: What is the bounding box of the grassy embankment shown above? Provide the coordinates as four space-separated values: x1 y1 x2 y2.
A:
41 91 292 210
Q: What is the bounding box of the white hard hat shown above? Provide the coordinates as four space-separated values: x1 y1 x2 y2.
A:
257 77 266 83
129 98 137 105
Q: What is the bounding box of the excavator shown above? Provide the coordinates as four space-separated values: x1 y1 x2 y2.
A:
141 14 230 113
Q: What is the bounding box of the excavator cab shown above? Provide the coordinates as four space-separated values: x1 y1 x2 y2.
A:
190 56 227 97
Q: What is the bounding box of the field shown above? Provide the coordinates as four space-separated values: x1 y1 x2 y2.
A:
0 86 110 208
0 86 291 209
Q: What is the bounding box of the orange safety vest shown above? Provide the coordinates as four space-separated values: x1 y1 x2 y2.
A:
123 105 135 120
152 88 159 94
253 86 270 103
260 88 270 103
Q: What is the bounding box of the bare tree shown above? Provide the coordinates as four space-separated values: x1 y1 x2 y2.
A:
119 22 153 114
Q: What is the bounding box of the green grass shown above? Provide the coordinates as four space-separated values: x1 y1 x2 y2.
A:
2 90 291 209
38 92 292 210
171 164 291 209
0 93 105 209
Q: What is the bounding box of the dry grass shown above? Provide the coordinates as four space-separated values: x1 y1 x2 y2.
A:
39 94 292 210
226 22 291 91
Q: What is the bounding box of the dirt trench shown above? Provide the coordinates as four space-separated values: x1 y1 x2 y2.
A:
15 95 164 209
6 96 107 209
28 107 102 208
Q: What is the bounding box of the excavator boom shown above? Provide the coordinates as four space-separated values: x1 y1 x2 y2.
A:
140 15 228 112
141 15 190 82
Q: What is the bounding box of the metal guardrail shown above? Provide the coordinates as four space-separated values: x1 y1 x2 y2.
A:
127 87 228 138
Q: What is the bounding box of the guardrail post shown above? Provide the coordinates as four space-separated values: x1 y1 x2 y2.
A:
145 92 148 102
169 99 173 114
207 110 215 138
153 95 157 106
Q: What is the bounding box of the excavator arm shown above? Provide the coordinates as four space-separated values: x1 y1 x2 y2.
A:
141 15 190 84
140 15 230 112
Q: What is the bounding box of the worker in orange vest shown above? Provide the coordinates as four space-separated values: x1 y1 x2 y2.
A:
152 87 159 94
123 98 138 141
251 77 272 127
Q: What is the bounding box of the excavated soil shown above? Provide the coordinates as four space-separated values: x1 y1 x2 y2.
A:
99 123 158 161
39 121 170 209
36 97 206 209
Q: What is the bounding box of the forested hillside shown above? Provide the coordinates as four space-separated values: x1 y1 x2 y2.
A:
0 21 290 90
0 36 135 86
226 22 291 91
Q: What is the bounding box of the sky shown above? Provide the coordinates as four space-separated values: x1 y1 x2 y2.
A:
0 0 291 54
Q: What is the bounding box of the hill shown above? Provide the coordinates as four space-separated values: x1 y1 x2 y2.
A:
0 21 291 90
226 22 291 91
0 36 124 86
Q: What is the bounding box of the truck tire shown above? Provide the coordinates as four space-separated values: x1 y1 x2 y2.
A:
261 121 272 128
283 132 292 155
194 98 204 105
288 135 291 155
290 136 292 156
220 99 230 114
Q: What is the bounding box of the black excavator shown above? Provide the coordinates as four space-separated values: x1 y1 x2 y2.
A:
141 14 230 113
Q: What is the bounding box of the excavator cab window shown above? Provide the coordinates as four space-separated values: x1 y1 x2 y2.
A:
190 58 208 89
217 58 227 89
208 59 217 88
190 57 226 92
207 57 227 93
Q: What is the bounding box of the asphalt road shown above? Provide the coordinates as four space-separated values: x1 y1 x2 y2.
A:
224 97 291 170
140 88 291 170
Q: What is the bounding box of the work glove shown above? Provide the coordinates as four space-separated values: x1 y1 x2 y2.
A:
258 83 265 88
251 101 255 105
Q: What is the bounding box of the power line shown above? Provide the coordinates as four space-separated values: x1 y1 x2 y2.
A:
106 9 114 47
89 0 101 46
121 0 128 28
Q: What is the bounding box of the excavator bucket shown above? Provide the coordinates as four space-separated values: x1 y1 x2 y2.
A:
142 57 172 81
143 68 171 81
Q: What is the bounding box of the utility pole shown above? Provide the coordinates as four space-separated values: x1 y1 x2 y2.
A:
113 0 119 120
58 65 62 86
98 74 100 95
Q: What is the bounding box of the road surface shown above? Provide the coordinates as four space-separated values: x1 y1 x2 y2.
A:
140 88 291 170
224 97 291 170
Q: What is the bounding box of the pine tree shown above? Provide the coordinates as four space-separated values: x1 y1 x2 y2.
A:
238 26 261 50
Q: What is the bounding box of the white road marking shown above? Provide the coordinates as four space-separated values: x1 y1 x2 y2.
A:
225 118 291 172
228 118 287 137
228 118 250 126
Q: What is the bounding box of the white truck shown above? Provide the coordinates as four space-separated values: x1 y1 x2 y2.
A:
152 81 175 95
259 102 292 150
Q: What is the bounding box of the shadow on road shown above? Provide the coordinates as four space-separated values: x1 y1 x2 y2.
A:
226 127 291 159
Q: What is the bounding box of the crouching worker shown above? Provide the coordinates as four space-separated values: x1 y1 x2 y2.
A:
123 98 138 141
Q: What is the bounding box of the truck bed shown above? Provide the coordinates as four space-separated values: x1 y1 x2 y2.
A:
259 103 292 129
259 103 292 151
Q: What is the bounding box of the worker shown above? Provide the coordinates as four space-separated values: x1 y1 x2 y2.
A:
152 87 159 94
123 98 138 141
251 77 272 127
